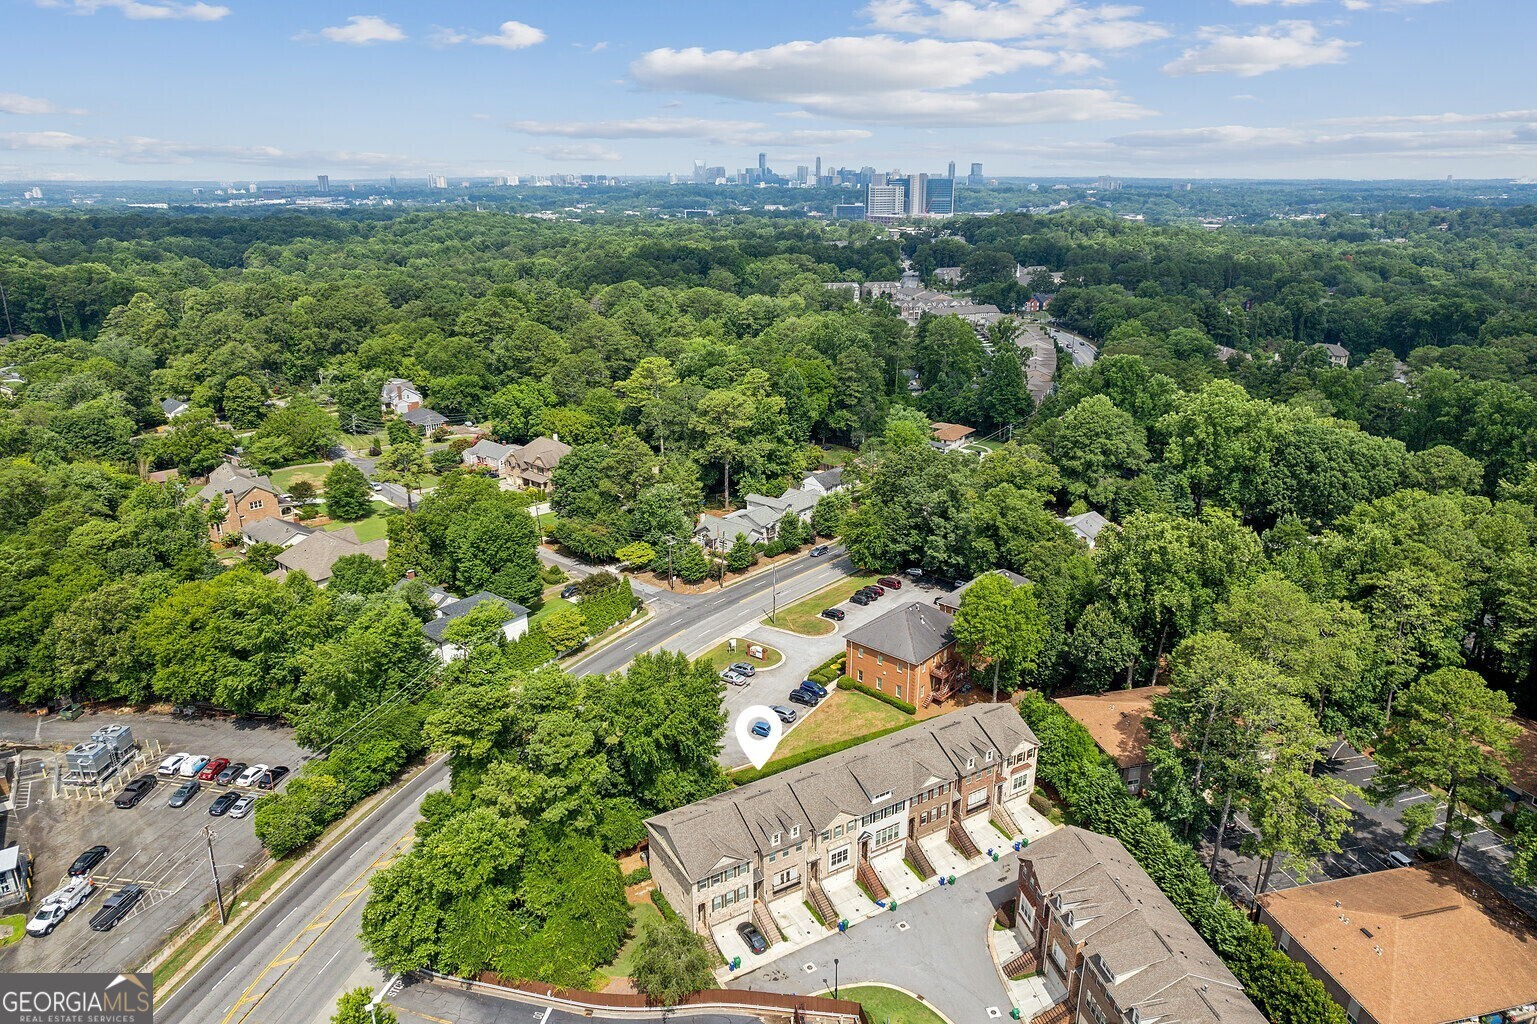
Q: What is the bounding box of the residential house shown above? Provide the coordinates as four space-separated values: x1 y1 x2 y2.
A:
160 397 190 419
1313 342 1351 368
1024 292 1055 313
645 704 1039 947
146 468 180 485
0 366 23 398
1061 510 1111 548
267 527 387 586
239 518 315 548
0 846 29 909
744 487 819 523
1015 827 1265 1024
1257 862 1537 1024
799 467 846 496
933 267 963 285
199 461 287 542
930 422 976 452
461 438 516 474
845 603 961 708
381 378 422 415
1055 687 1166 795
935 569 1031 615
423 591 530 661
459 436 570 493
402 407 448 432
695 504 782 551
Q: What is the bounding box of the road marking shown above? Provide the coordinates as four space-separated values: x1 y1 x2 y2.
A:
401 1011 453 1024
539 1007 553 1024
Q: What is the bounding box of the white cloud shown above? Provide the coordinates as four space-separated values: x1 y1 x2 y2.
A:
311 15 406 45
472 20 545 50
37 0 228 20
509 116 874 147
1229 0 1318 6
527 142 622 162
0 93 84 116
1321 109 1537 127
0 130 407 169
427 26 467 46
1163 20 1353 76
861 0 1168 50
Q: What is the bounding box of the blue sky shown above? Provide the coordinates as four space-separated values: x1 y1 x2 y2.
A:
2 0 1530 180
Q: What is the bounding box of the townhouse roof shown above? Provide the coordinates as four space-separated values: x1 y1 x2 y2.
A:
646 704 1038 882
238 518 315 547
1055 686 1167 769
930 422 975 443
198 462 279 503
936 569 1031 613
402 407 448 429
423 590 530 642
1022 827 1265 1024
1062 510 1111 545
1257 862 1537 1024
844 603 955 666
269 528 387 583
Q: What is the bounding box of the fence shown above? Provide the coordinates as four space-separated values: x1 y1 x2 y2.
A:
419 970 869 1024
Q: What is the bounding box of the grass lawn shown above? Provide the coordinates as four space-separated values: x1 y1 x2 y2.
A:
762 572 881 636
837 985 949 1024
271 463 332 491
530 596 574 625
323 503 396 543
695 638 783 671
0 914 23 949
772 689 911 762
599 901 664 981
814 444 859 467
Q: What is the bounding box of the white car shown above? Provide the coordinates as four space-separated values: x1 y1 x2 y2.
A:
229 795 257 819
235 763 269 787
158 752 190 775
178 755 209 778
26 877 93 936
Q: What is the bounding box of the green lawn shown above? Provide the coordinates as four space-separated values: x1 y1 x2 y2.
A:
695 637 783 671
323 502 396 543
762 572 881 636
772 689 912 762
271 463 332 491
0 914 22 949
530 596 574 625
599 901 664 981
814 444 859 467
837 986 949 1024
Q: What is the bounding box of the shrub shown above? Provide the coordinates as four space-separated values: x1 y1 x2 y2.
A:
836 677 917 715
581 579 637 637
649 887 678 922
729 721 916 785
541 564 567 585
574 570 621 596
623 866 653 886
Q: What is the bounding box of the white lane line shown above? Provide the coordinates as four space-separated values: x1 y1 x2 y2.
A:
539 1008 553 1024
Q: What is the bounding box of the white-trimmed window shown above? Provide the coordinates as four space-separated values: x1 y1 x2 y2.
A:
1011 771 1032 793
770 831 781 846
790 825 800 839
829 845 850 869
248 500 264 510
874 822 901 847
773 867 800 890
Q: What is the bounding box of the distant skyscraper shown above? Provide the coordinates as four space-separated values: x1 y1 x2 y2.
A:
797 165 809 184
758 152 767 175
968 162 983 185
866 181 907 221
905 173 928 216
926 175 955 216
948 160 956 180
316 174 330 193
815 156 822 179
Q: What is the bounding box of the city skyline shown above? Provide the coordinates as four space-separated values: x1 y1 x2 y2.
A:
2 0 1529 181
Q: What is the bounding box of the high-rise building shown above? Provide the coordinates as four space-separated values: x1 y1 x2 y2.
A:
948 160 956 180
905 173 927 216
968 162 984 185
316 174 330 193
796 165 809 184
430 175 448 189
866 181 907 221
388 176 397 189
926 175 955 216
758 152 767 176
815 156 822 179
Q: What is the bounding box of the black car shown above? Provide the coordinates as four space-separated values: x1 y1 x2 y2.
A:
113 776 155 809
821 607 845 621
560 583 580 600
168 780 201 808
737 920 768 955
810 544 829 557
217 762 247 786
849 593 871 606
798 679 829 699
89 885 144 931
69 845 110 877
208 791 240 816
788 689 818 708
256 766 291 790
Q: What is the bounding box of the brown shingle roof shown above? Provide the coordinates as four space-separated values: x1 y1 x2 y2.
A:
1055 686 1166 769
1258 862 1537 1024
930 422 975 443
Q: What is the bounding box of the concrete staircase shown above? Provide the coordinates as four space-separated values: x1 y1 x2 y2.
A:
858 856 890 903
991 800 1020 838
904 836 935 880
949 816 981 859
752 898 783 944
807 877 838 929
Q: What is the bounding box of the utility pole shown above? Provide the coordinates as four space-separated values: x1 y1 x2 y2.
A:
204 826 227 924
771 559 779 622
664 534 677 590
0 277 13 336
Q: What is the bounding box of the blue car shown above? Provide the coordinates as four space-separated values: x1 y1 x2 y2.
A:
750 720 772 739
798 679 828 699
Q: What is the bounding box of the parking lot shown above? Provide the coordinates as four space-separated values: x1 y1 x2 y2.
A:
0 710 305 974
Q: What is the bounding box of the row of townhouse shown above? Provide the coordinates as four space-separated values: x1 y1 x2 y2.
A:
644 704 1039 942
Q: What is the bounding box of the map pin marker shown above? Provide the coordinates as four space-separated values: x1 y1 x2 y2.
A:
735 705 783 770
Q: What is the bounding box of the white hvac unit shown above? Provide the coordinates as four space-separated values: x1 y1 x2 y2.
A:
90 724 134 752
67 742 113 774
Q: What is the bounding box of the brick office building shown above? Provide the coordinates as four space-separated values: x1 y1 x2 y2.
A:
844 603 961 708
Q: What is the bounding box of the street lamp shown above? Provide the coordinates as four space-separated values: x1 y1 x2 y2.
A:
834 958 839 999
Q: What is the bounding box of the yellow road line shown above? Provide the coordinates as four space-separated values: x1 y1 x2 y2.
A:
401 1011 454 1024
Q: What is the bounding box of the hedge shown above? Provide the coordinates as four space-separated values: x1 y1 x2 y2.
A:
580 579 638 637
623 866 652 886
1017 692 1348 1024
649 887 678 922
728 720 916 785
836 676 917 715
504 625 556 671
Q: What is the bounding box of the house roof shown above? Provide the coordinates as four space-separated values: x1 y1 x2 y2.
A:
1022 827 1264 1024
646 704 1037 883
423 591 531 642
515 435 571 470
844 603 955 665
160 397 189 415
269 529 387 583
1062 510 1111 544
381 377 419 396
198 462 280 504
402 407 448 429
806 467 844 491
1257 862 1537 1024
0 846 21 874
239 518 315 547
931 422 975 443
936 569 1031 612
462 439 515 464
1055 686 1167 769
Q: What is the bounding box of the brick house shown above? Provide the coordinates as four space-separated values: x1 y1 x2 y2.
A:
198 462 288 542
844 603 961 708
380 378 422 415
459 435 571 494
1015 827 1265 1024
645 704 1038 950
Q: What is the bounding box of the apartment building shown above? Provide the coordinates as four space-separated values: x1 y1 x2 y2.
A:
1015 827 1266 1024
645 704 1038 944
844 603 961 708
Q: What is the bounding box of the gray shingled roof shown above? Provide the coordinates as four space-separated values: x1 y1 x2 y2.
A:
807 467 844 491
403 407 448 429
199 462 280 504
269 529 387 583
423 591 530 642
239 518 314 546
1062 510 1110 544
937 569 1031 612
843 603 955 664
646 704 1036 883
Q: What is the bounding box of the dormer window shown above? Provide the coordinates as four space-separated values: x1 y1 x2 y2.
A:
985 750 994 763
771 831 781 846
966 757 975 771
790 825 800 839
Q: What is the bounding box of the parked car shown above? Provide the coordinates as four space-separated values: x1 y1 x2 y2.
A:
217 762 248 786
849 593 871 606
178 755 210 778
26 878 93 937
560 583 581 600
68 845 110 877
256 766 291 790
737 920 769 955
788 690 818 708
157 752 190 776
229 795 257 819
904 567 923 579
235 764 269 787
208 791 240 816
810 544 829 557
720 669 747 686
114 775 155 809
749 720 772 739
770 705 797 724
798 679 829 699
168 780 201 808
820 607 846 621
198 757 231 781
89 885 144 931
877 576 903 590
728 661 756 677
864 585 885 597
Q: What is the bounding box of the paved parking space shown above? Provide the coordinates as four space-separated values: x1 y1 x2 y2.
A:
0 710 305 974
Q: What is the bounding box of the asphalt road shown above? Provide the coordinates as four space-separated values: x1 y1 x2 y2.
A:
159 547 859 1024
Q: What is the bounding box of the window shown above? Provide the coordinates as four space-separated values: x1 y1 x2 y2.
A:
770 831 781 846
834 824 844 838
860 802 903 827
985 750 994 763
895 685 903 700
875 679 883 691
768 852 777 863
248 500 264 510
790 825 800 839
1050 942 1067 973
857 669 864 683
773 867 800 890
828 845 850 869
876 654 883 666
966 788 989 810
697 880 707 892
966 757 975 771
874 822 901 847
1018 900 1035 931
1011 772 1032 793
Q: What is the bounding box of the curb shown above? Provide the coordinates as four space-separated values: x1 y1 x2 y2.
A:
810 982 961 1024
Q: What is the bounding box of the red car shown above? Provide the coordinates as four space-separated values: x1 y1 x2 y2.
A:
877 576 903 590
864 584 885 597
198 757 231 782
